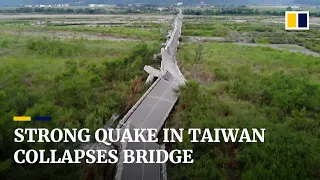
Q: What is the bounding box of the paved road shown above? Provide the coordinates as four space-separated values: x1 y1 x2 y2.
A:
128 72 180 130
115 10 185 180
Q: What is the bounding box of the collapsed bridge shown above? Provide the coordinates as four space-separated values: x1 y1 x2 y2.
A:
114 9 185 180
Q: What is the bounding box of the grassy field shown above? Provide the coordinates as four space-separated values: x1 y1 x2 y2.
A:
0 6 177 15
0 14 173 41
182 6 320 13
0 25 166 41
248 6 320 13
182 16 320 53
0 14 165 179
1 10 320 180
167 42 320 179
183 7 320 17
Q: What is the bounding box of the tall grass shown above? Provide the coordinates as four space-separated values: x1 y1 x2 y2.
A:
168 42 320 180
0 35 159 180
182 17 320 53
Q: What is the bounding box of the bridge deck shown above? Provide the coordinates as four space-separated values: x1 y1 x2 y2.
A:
116 10 184 180
128 72 180 131
121 139 161 180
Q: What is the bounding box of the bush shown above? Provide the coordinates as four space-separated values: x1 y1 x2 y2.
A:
27 40 86 57
232 72 320 117
0 37 159 179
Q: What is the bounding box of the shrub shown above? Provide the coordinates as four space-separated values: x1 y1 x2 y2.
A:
27 40 85 57
232 72 320 116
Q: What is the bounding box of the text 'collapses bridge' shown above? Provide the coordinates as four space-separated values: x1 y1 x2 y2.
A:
114 10 185 180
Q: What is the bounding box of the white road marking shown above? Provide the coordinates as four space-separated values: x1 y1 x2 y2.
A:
139 79 175 128
148 95 175 103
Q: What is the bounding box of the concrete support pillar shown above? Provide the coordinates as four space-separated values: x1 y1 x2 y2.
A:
144 65 161 84
146 75 155 84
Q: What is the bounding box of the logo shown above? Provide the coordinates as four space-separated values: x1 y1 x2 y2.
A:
285 11 309 30
13 116 52 121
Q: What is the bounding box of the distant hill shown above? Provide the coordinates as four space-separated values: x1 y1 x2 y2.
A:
249 0 293 4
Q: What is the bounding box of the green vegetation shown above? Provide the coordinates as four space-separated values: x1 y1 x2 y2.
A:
0 33 159 179
0 13 173 179
182 16 320 53
0 15 171 41
0 25 167 41
1 8 319 180
4 0 318 7
168 42 320 179
0 7 176 15
183 8 320 17
295 0 320 5
0 6 177 15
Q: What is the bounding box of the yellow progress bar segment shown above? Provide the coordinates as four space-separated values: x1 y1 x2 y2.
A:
287 13 297 28
13 116 31 121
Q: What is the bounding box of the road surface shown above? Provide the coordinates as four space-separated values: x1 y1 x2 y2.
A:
115 9 185 180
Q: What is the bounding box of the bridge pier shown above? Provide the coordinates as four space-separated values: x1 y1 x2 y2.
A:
144 65 162 84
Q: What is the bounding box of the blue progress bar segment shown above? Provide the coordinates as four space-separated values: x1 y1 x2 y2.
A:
34 116 52 121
